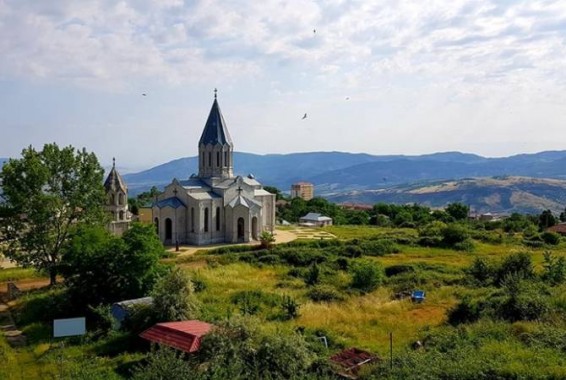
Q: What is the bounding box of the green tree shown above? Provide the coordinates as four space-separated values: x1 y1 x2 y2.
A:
542 251 566 286
538 209 557 229
351 259 384 293
263 185 285 201
152 266 200 322
0 144 106 285
61 223 165 305
445 202 470 221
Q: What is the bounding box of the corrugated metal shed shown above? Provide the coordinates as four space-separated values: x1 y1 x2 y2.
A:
139 320 213 353
111 297 153 328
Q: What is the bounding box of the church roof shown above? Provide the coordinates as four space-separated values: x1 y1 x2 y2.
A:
199 93 233 146
228 194 262 209
155 197 186 209
104 159 127 193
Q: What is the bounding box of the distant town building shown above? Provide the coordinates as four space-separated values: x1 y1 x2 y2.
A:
151 91 275 246
104 159 131 236
299 212 333 227
340 203 373 211
291 182 314 201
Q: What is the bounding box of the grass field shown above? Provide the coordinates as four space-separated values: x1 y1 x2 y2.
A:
2 224 566 378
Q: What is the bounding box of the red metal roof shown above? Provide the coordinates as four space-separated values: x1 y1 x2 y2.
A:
330 347 380 379
547 223 566 235
139 320 213 353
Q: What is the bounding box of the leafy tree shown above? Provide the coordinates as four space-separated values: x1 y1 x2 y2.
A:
263 185 285 201
560 207 566 223
152 266 200 322
538 209 557 229
467 258 493 286
541 231 561 245
495 252 535 286
445 202 470 221
0 143 106 285
542 251 566 286
441 223 470 246
351 259 384 292
61 223 165 305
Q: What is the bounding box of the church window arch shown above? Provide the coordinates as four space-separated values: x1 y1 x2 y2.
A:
204 208 209 232
154 217 159 235
111 194 115 204
225 151 229 166
118 193 124 205
119 210 125 220
165 218 172 240
208 152 212 167
216 207 220 231
217 151 220 167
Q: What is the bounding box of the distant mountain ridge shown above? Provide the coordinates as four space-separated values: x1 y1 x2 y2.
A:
123 150 566 195
326 176 566 214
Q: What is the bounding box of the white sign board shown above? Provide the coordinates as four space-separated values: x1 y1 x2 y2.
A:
53 317 86 338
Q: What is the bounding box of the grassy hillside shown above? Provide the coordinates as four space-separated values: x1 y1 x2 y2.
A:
328 176 566 214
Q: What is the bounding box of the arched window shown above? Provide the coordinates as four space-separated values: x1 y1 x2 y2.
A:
216 207 220 231
118 193 124 205
204 208 209 232
208 152 212 167
119 210 125 220
154 217 159 235
191 207 195 233
225 151 229 166
165 218 172 240
111 194 115 204
217 151 220 167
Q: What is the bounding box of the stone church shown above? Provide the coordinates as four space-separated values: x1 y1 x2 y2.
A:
151 92 276 246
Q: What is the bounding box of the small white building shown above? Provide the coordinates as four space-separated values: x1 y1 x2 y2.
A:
299 212 333 227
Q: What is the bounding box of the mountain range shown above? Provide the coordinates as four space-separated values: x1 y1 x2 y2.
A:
3 151 566 213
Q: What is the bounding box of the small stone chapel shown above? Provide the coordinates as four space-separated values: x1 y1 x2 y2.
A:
152 91 276 245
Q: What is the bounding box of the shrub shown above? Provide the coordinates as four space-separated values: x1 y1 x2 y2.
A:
358 239 400 256
307 285 344 302
495 252 535 285
385 264 416 277
351 260 384 293
541 231 561 245
256 254 281 265
280 295 300 319
453 238 475 252
280 248 327 266
441 223 470 246
542 251 566 285
151 267 200 322
466 258 493 286
304 263 321 286
448 296 482 325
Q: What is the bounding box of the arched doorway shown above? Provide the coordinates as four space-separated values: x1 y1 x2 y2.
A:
252 217 258 240
237 217 245 242
165 218 172 242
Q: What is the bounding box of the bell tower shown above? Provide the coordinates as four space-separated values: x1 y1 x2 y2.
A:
198 89 234 179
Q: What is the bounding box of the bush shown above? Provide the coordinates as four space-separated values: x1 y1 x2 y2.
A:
358 239 400 256
307 285 344 302
495 252 535 285
441 223 470 246
279 248 327 266
542 251 566 285
350 260 384 293
151 267 200 322
280 295 300 319
541 231 561 245
453 238 475 252
448 296 482 325
385 264 416 277
466 258 493 286
304 263 320 286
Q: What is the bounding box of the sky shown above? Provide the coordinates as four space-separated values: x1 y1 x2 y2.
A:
1 0 566 171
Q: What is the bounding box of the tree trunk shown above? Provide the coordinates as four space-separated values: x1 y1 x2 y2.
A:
49 268 57 286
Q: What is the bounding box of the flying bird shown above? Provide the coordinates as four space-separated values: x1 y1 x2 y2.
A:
313 29 316 34
345 97 350 100
302 113 308 119
142 93 147 96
